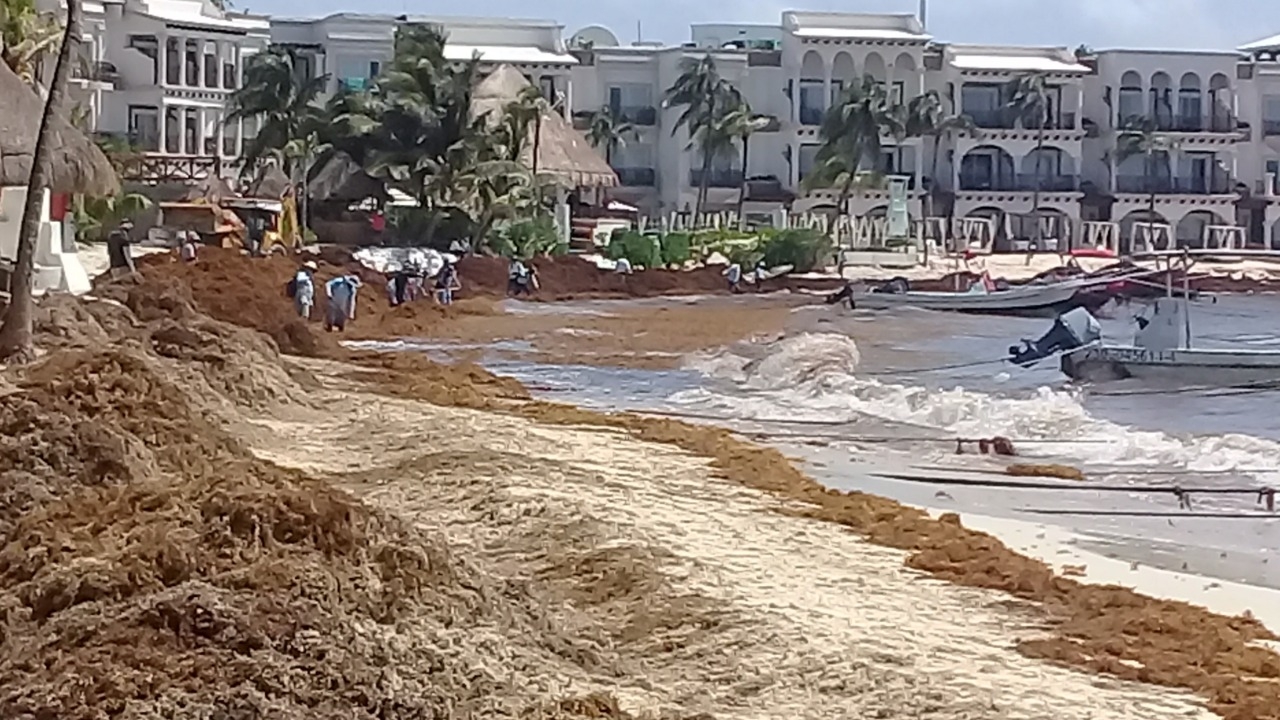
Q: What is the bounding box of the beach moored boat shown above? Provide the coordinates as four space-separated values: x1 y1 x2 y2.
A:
1012 251 1280 386
851 276 1092 316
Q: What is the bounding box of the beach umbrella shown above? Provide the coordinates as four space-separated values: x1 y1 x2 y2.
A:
0 60 120 196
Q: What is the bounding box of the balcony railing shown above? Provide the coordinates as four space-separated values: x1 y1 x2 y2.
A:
1264 119 1280 136
611 105 657 126
1114 174 1235 194
1152 114 1240 133
964 109 1015 129
614 167 656 187
689 168 745 188
958 173 1079 192
799 106 823 126
964 109 1078 130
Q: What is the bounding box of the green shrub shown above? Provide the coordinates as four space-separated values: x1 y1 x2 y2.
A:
757 228 832 272
606 229 661 268
659 232 692 267
493 215 566 259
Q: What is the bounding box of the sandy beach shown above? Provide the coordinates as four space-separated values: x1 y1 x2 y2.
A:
249 355 1220 719
5 248 1280 718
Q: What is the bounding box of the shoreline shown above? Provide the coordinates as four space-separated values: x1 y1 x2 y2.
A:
36 251 1280 716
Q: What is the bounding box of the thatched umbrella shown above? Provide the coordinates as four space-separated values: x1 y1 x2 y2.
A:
245 163 292 199
308 152 389 204
0 61 120 196
471 65 617 189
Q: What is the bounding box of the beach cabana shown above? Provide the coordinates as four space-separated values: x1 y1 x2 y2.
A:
470 64 617 242
0 61 121 296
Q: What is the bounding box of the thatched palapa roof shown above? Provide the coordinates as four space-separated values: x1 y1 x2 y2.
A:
0 61 120 196
471 65 617 189
245 163 292 199
307 152 389 204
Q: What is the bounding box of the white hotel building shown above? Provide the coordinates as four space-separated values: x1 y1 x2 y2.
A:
49 5 1280 247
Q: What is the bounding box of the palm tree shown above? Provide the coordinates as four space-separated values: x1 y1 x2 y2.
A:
716 101 772 222
0 0 62 85
576 105 636 165
335 24 482 210
227 45 329 177
1005 72 1050 256
0 0 77 362
1116 117 1178 247
663 54 740 216
804 75 902 218
901 89 977 219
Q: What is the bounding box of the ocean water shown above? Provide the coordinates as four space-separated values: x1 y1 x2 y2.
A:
365 294 1280 589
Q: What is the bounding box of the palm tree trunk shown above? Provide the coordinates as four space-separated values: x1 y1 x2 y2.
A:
0 0 79 363
1146 150 1157 249
927 133 943 221
1026 121 1044 266
735 135 749 228
696 147 712 219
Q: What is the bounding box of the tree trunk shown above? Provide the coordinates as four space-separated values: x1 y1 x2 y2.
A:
735 135 749 228
1026 120 1044 266
0 0 79 364
696 147 713 220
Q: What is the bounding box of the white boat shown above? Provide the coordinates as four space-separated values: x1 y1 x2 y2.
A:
854 278 1085 314
1013 251 1280 387
1059 298 1280 385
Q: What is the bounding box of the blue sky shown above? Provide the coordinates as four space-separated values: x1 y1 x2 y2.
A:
242 0 1273 52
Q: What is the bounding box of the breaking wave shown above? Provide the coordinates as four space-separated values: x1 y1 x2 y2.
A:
676 332 1280 478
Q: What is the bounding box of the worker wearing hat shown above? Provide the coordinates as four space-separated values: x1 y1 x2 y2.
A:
292 260 318 319
106 219 136 278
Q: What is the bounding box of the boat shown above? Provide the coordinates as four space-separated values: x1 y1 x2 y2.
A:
839 272 1122 316
1010 250 1280 386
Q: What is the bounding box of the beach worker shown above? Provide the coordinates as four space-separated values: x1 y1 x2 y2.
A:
723 262 743 293
388 269 412 307
179 230 199 263
436 262 461 305
289 260 318 319
752 260 767 290
508 259 533 296
106 219 136 278
324 274 362 332
615 257 633 275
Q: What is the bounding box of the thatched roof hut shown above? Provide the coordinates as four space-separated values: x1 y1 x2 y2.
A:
245 163 292 199
471 65 617 190
308 152 389 204
0 62 120 196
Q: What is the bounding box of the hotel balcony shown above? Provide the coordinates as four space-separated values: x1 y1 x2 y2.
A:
958 172 1079 192
1153 114 1242 133
614 167 656 187
962 110 1078 131
689 168 745 188
1114 174 1235 195
1264 120 1280 137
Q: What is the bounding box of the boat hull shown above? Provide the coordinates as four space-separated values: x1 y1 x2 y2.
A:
1062 345 1280 386
856 283 1083 316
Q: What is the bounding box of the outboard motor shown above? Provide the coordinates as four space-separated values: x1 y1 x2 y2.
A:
1009 307 1102 367
824 282 856 308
